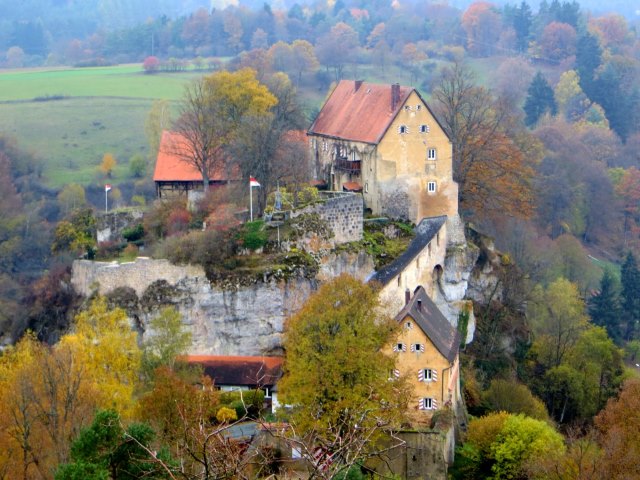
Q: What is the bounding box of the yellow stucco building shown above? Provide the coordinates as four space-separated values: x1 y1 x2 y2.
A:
308 80 458 223
388 286 461 426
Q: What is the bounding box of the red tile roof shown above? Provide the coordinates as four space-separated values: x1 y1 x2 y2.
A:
308 80 413 144
153 130 231 182
342 181 363 192
185 355 284 387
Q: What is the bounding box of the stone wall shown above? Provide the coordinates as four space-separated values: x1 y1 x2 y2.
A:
291 192 363 244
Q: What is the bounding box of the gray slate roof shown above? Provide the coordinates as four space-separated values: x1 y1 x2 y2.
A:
396 286 460 363
371 216 447 286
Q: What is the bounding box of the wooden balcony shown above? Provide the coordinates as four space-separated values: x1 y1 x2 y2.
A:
334 157 361 174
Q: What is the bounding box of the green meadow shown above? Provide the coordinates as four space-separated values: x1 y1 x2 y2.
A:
0 65 199 189
0 62 441 190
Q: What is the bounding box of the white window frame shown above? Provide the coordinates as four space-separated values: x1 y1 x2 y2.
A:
399 125 408 134
428 147 436 160
428 181 437 193
419 397 438 410
393 343 407 352
418 368 438 382
420 124 429 133
410 343 425 353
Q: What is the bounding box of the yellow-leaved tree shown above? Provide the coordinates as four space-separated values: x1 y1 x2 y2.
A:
59 297 141 418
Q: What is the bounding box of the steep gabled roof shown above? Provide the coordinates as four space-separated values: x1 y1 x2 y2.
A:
153 130 231 182
185 355 283 387
396 286 460 363
308 80 413 144
372 216 447 286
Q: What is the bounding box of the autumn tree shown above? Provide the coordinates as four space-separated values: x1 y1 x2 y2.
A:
172 68 277 193
461 1 502 57
538 21 577 62
141 306 192 376
57 183 86 215
595 378 640 478
59 297 141 418
315 22 359 81
452 412 565 479
433 62 539 219
99 152 117 178
524 71 557 126
145 99 171 160
279 275 409 479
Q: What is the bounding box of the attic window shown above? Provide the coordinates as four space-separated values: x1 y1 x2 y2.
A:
399 125 408 134
420 125 430 133
405 321 413 329
404 105 411 111
416 105 422 110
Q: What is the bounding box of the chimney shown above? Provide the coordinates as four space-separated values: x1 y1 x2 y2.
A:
391 83 400 111
405 288 411 305
417 299 422 312
355 79 364 92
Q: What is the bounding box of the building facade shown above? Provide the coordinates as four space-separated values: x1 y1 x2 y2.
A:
308 80 458 223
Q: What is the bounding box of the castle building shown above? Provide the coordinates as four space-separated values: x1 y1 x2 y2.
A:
307 80 458 224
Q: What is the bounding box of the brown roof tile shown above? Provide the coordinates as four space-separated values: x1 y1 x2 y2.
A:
185 355 283 387
153 130 232 182
308 80 413 144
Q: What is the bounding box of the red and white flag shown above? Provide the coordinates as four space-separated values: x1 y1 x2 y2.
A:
105 184 112 192
249 176 260 187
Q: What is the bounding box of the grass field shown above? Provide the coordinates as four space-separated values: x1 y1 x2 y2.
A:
0 62 446 191
0 65 200 189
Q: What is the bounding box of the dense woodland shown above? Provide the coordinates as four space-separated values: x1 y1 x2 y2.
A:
2 0 640 478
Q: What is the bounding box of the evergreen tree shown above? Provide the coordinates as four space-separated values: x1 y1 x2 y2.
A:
589 269 622 343
576 32 602 100
621 252 640 340
524 72 557 126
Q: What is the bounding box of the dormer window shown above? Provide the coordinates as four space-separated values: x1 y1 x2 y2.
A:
420 125 430 133
399 125 408 134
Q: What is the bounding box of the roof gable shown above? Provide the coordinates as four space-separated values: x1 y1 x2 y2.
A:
308 80 413 144
395 286 460 363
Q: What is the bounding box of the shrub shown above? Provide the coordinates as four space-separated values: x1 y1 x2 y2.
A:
142 56 160 73
239 221 267 250
129 154 147 178
122 223 144 242
219 389 265 418
216 406 238 423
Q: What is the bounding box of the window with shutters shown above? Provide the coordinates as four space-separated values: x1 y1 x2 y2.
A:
399 125 408 134
388 369 400 380
405 321 413 329
393 343 407 352
420 124 429 133
418 368 438 382
419 397 438 410
410 343 425 353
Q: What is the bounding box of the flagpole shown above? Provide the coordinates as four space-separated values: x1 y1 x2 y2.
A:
250 180 253 222
105 187 108 213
